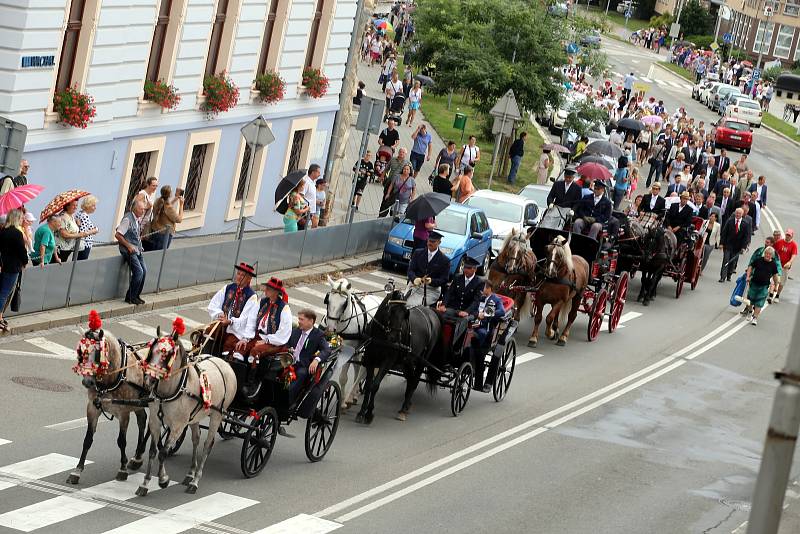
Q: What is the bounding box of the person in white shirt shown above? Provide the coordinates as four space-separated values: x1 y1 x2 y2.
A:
207 262 259 355
301 164 321 228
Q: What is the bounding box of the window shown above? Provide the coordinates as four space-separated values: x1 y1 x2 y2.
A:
303 0 335 69
115 136 166 225
287 130 308 173
774 25 796 58
281 116 317 175
146 0 173 82
754 21 775 54
176 129 221 230
225 136 270 220
204 0 241 77
257 0 290 75
54 0 101 93
305 0 324 68
785 2 799 16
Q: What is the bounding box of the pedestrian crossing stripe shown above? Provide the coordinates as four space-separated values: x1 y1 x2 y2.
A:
640 76 652 83
0 453 88 490
252 514 342 534
25 337 74 359
118 320 159 338
0 439 11 446
158 313 203 330
295 286 328 300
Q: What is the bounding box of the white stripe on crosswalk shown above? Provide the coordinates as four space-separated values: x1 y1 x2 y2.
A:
640 76 652 83
101 492 258 534
0 453 86 487
25 337 74 359
252 514 342 534
0 473 175 532
516 351 544 365
118 320 159 338
287 297 326 317
159 313 203 330
349 277 386 290
45 416 105 431
295 286 328 300
0 439 10 446
667 80 684 88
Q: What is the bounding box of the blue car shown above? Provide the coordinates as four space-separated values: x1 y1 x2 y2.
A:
382 203 493 276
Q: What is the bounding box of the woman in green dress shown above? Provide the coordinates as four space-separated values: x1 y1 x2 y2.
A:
283 182 309 233
745 246 780 326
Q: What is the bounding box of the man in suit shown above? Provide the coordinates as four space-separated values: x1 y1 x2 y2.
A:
713 172 731 200
665 191 695 244
639 182 666 216
681 140 699 166
698 193 721 220
573 181 613 240
748 174 767 208
666 174 687 196
661 131 678 179
546 165 583 208
437 256 483 355
715 149 730 175
407 230 451 304
693 155 719 193
719 207 751 282
718 187 734 224
469 279 506 392
287 309 331 406
689 177 708 200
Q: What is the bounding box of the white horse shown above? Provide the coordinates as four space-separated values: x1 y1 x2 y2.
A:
323 275 384 409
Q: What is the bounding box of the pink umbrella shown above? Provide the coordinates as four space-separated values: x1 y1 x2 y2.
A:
576 162 612 181
641 115 663 126
0 184 45 216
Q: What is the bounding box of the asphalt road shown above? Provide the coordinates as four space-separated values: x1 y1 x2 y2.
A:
0 38 799 534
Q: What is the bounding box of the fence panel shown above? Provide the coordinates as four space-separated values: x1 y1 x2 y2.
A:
158 247 184 292
212 241 239 282
17 269 47 314
67 258 100 306
42 265 72 310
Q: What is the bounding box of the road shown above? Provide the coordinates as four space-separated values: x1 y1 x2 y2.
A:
0 37 799 534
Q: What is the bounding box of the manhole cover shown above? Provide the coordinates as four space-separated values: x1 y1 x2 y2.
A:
720 499 751 512
11 376 73 392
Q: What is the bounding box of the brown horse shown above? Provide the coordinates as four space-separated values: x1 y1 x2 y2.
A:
487 229 536 321
529 235 589 347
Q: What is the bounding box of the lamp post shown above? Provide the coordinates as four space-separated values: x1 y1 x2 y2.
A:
755 0 776 71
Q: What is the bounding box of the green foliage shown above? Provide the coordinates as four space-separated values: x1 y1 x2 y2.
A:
564 98 609 137
685 34 714 49
635 0 656 20
761 65 783 83
412 0 605 116
678 0 713 37
649 12 673 27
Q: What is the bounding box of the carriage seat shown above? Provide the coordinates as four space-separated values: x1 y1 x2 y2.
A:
498 295 515 320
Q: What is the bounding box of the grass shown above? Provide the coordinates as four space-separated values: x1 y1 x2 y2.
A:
762 112 800 143
657 61 695 83
421 92 545 193
582 5 650 33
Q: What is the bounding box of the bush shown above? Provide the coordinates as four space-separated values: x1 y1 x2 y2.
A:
761 65 783 83
301 67 329 99
686 35 714 49
649 12 673 28
202 72 239 117
143 79 181 110
253 70 286 104
53 85 96 129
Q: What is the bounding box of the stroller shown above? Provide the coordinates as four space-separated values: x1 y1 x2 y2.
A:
385 93 406 124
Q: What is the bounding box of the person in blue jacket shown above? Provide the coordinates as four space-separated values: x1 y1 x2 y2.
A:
470 279 507 392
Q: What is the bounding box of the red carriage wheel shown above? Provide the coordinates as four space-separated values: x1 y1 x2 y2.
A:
690 250 703 290
608 272 629 333
675 260 686 298
587 288 608 342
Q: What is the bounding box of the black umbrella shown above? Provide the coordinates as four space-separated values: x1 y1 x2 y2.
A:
405 192 451 220
584 140 623 159
274 169 307 214
577 153 615 170
617 118 645 132
413 74 435 87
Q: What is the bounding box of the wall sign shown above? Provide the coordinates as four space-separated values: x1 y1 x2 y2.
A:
21 55 55 68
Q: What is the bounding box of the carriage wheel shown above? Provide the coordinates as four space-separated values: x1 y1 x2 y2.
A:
675 257 687 298
690 253 703 290
608 273 629 333
587 289 608 342
159 426 187 456
305 381 342 462
240 406 278 478
450 362 473 417
219 410 249 440
493 340 517 402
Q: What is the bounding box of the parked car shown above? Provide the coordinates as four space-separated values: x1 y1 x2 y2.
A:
463 190 539 258
717 87 744 115
382 203 493 275
724 96 763 127
710 84 740 112
693 80 714 100
518 184 551 215
714 118 752 154
580 30 602 48
700 82 722 106
550 92 587 134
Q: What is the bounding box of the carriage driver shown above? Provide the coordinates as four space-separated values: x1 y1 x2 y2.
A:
436 256 483 354
665 191 695 246
469 279 506 392
408 230 451 305
207 262 259 355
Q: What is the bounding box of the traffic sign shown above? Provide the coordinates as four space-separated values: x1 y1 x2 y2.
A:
722 32 732 43
625 9 632 18
752 68 761 81
240 115 275 148
0 116 27 176
355 96 384 134
710 41 719 51
669 23 681 38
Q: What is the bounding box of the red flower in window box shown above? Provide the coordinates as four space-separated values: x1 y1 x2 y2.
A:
301 67 329 99
144 79 181 110
53 85 97 129
202 71 240 117
254 70 286 105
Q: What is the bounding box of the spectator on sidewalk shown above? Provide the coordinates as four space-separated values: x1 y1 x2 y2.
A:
31 215 62 267
406 80 422 126
507 132 526 185
74 195 99 260
352 151 375 211
385 163 416 217
452 167 475 203
434 141 458 180
21 212 34 252
136 176 158 251
149 185 184 250
402 65 413 98
432 164 454 197
55 200 83 262
386 147 409 182
283 182 309 233
0 209 28 330
353 81 365 106
300 165 321 229
380 54 397 91
409 124 432 178
115 199 147 305
378 118 400 151
0 159 29 194
458 136 480 176
315 178 327 227
537 148 552 185
384 69 403 117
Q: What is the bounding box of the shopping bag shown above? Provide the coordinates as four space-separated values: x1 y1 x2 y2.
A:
729 273 747 307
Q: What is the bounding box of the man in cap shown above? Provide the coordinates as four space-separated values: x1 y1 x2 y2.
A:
639 182 666 216
469 279 506 392
573 181 612 240
665 191 695 245
437 256 484 356
547 164 583 209
408 230 451 305
207 262 259 355
772 229 797 303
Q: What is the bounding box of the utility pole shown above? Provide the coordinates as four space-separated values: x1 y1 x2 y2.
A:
746 308 800 534
755 0 775 70
713 0 726 44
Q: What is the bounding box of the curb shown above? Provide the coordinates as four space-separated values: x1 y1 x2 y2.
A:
530 114 563 179
6 251 383 336
653 62 695 84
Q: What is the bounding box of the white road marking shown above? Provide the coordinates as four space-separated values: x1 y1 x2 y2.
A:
349 277 387 290
0 453 87 490
667 80 684 88
0 473 176 532
158 313 203 329
286 297 326 317
516 351 544 365
640 76 652 83
45 416 106 431
118 320 159 338
101 492 257 534
0 439 10 446
0 348 76 360
612 71 622 77
25 337 75 359
295 286 328 300
631 59 640 64
762 206 781 236
252 514 342 534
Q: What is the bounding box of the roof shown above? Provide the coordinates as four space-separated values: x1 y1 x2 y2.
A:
442 202 478 214
776 73 800 93
520 184 551 192
720 117 749 125
468 189 533 206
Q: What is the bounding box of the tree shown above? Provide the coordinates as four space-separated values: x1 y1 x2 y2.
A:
677 0 713 37
564 99 609 137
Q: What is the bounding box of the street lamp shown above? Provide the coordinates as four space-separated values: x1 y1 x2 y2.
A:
755 0 776 71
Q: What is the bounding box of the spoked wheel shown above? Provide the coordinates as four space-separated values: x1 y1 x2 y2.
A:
219 410 249 440
240 406 278 478
305 381 342 462
587 288 608 342
450 362 473 416
675 257 687 298
608 272 629 333
159 426 187 456
493 340 517 402
690 255 702 290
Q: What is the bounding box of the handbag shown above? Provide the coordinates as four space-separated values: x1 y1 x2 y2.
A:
729 273 747 307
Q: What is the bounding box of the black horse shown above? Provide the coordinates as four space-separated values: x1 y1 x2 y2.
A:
355 289 443 424
637 225 677 306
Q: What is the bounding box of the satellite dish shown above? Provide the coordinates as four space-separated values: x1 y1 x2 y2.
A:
720 5 731 20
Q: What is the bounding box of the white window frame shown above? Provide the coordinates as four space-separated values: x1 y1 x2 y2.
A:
281 116 318 176
225 135 270 221
176 129 222 231
114 136 167 226
753 20 775 54
774 25 796 58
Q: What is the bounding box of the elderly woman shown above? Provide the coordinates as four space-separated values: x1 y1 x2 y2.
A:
74 195 99 260
701 212 720 272
55 199 86 262
0 209 28 331
745 246 780 326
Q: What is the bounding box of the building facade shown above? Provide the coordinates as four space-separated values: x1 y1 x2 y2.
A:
0 0 357 241
724 0 800 66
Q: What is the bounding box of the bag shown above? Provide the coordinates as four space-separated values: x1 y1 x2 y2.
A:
729 273 747 307
378 73 386 85
9 274 21 313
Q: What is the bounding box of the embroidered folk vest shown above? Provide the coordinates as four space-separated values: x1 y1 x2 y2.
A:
222 283 255 319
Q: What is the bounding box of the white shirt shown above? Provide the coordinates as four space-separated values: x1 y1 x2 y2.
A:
257 304 293 346
207 285 259 341
464 274 475 285
594 195 602 205
427 248 438 262
650 195 658 209
460 145 479 167
301 176 317 215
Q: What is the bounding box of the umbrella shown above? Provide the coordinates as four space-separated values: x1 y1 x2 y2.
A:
39 189 90 222
413 74 435 87
542 143 571 154
741 60 753 68
274 169 307 215
404 192 451 221
641 115 663 126
576 162 612 181
0 184 44 216
618 118 645 132
577 154 615 170
584 140 623 159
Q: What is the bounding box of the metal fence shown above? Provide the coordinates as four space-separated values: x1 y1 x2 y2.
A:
10 217 393 316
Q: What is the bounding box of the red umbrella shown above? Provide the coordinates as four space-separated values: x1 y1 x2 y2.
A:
741 60 753 68
0 184 44 216
39 189 90 222
576 162 612 181
542 143 571 154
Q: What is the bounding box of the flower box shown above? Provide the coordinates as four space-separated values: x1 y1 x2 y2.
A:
53 86 96 129
144 79 181 110
202 72 239 117
301 67 329 99
253 70 286 104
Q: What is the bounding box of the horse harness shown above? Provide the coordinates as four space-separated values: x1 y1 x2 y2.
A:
152 354 229 422
326 290 370 340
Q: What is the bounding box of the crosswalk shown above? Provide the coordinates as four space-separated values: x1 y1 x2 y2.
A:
609 71 693 91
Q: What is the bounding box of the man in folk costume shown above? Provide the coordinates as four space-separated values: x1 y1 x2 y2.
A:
207 262 259 355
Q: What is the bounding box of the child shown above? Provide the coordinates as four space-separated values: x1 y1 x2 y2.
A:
315 178 327 226
373 152 389 184
352 151 375 210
